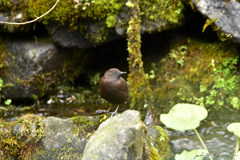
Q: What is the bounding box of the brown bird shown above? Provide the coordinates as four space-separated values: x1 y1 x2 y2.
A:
100 68 129 117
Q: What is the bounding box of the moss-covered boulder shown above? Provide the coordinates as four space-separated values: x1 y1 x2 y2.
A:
82 110 151 160
0 38 90 101
0 114 108 159
153 37 240 115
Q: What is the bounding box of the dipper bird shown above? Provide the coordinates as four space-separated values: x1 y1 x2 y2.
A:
100 68 129 117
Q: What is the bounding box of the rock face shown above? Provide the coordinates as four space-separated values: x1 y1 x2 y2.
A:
46 14 183 49
46 19 121 49
82 110 151 160
192 0 240 43
1 38 90 100
1 39 62 100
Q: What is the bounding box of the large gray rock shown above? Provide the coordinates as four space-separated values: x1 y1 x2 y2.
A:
82 110 151 160
41 117 90 151
1 39 62 100
1 38 90 100
45 19 121 49
192 0 240 43
12 116 99 152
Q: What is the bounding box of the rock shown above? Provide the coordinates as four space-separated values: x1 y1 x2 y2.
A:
148 126 172 160
82 110 151 160
45 19 121 49
46 3 185 49
10 115 102 159
1 38 90 100
40 116 97 151
1 39 62 100
192 0 240 43
1 113 172 159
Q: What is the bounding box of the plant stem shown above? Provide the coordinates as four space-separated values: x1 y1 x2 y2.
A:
194 128 213 160
233 136 240 160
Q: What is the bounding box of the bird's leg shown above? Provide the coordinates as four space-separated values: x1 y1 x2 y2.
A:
111 105 119 117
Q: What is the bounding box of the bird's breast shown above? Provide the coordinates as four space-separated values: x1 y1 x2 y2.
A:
100 78 128 104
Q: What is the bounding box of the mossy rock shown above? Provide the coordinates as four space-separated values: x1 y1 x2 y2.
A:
153 37 240 114
0 114 109 159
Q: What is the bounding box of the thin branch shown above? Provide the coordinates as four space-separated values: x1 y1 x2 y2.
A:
0 0 60 25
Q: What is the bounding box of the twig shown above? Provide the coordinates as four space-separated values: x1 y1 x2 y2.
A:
34 36 38 44
0 0 60 25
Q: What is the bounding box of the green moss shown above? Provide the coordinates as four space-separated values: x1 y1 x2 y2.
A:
27 0 124 34
71 114 109 137
106 14 117 28
153 37 240 114
25 141 83 160
126 0 186 113
50 144 83 160
0 115 105 159
0 0 186 42
139 0 185 24
0 0 13 10
150 126 172 160
217 32 233 41
0 116 46 159
127 0 153 115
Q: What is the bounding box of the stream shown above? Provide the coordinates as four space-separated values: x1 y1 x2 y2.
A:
1 101 238 160
164 119 237 160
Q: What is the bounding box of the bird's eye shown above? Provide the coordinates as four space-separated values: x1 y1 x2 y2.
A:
112 71 116 74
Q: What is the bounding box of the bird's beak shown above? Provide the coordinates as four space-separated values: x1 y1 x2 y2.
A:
120 71 127 75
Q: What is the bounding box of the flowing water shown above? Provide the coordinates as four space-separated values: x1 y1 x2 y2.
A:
164 120 237 160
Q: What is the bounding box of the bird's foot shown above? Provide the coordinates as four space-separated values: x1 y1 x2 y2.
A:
111 105 119 117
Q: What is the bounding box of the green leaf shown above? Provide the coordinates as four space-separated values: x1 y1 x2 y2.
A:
227 123 240 137
4 99 11 105
175 150 207 160
160 103 208 131
200 85 207 92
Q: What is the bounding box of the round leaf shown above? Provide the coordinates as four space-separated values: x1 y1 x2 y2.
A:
175 150 207 160
227 123 240 137
4 99 11 105
160 103 208 131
